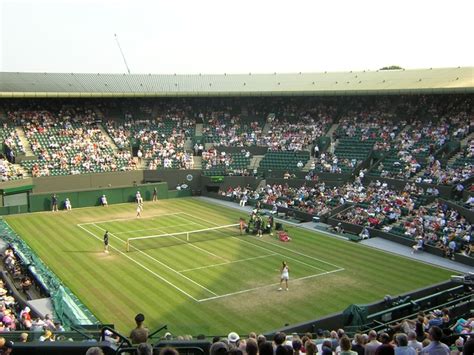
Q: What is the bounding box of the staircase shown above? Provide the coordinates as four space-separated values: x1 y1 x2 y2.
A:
325 123 339 137
444 132 473 166
193 156 202 169
15 127 34 157
460 131 474 147
98 125 120 152
93 107 104 120
13 163 30 178
262 114 275 134
195 123 203 136
151 103 160 118
249 155 264 170
255 178 267 191
302 158 315 172
184 138 193 151
398 124 412 136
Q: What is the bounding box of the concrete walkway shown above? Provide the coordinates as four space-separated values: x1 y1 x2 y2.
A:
196 196 471 274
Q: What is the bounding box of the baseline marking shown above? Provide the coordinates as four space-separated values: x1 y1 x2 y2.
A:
76 224 199 302
89 223 218 297
197 268 344 302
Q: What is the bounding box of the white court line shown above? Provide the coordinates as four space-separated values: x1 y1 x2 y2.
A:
76 223 199 302
113 222 198 235
197 268 344 302
78 212 186 226
150 227 230 263
182 212 344 270
90 223 218 296
232 237 327 272
179 253 278 273
183 212 342 271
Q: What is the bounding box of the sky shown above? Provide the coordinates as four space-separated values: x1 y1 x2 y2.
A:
1 0 473 74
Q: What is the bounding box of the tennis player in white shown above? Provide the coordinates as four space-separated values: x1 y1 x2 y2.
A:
278 261 289 291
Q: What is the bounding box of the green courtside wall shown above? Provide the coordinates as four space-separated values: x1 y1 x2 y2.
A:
29 183 170 212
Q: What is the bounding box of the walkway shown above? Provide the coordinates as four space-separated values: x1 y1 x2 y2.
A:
196 196 471 273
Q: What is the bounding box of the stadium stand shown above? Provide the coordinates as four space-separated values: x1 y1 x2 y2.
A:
0 85 473 354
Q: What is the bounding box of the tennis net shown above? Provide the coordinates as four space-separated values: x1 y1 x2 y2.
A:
126 223 241 251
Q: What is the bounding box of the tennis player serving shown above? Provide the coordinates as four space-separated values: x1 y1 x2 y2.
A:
278 261 289 291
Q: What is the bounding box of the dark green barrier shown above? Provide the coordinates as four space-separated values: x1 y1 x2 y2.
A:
0 205 29 215
29 183 169 212
168 189 192 198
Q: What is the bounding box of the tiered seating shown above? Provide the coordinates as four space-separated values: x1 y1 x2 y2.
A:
202 114 264 147
13 108 137 176
0 124 24 155
106 116 196 170
0 158 23 181
334 118 400 165
258 151 310 172
391 201 472 257
201 149 251 176
260 116 332 151
370 118 470 181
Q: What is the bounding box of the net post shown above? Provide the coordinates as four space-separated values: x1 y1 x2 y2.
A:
186 232 189 242
126 240 129 252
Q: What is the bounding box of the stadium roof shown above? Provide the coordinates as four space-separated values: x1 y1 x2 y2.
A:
0 67 472 98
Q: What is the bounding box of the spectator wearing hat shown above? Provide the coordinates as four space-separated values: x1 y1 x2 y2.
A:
228 332 240 349
130 313 149 344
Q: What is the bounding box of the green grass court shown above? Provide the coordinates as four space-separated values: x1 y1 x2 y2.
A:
5 197 453 336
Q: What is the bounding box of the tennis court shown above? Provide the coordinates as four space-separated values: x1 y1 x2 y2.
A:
77 211 344 302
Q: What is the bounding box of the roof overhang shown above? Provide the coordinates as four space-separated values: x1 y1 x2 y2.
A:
0 67 472 98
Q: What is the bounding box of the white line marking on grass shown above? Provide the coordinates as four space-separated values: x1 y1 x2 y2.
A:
113 222 198 235
78 212 186 226
76 224 200 302
89 223 218 297
197 268 344 302
232 237 327 272
182 212 343 271
242 237 343 270
179 253 278 273
151 228 230 263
